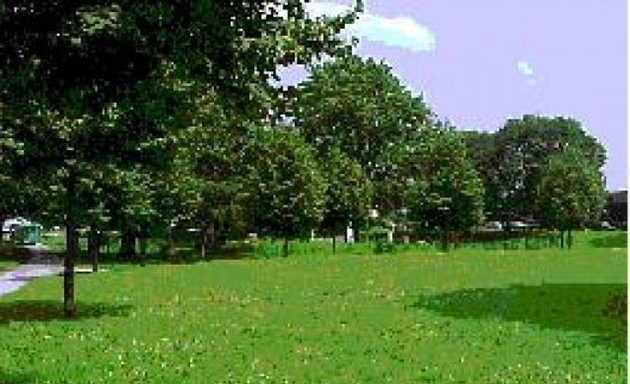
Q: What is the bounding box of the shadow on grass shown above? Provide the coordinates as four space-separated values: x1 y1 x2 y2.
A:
0 370 37 384
411 283 627 350
0 300 132 325
590 232 627 248
72 247 251 267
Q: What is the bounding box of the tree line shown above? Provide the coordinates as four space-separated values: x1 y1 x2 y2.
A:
1 0 607 261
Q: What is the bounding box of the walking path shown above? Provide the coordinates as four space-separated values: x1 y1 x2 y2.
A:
0 264 64 297
0 245 63 297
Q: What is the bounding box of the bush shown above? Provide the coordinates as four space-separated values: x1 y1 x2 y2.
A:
373 239 396 254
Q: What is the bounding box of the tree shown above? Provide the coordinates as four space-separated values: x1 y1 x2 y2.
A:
319 147 373 253
460 131 501 220
491 115 606 224
406 130 484 251
167 91 251 258
538 147 606 249
292 55 431 216
1 0 362 315
245 128 326 257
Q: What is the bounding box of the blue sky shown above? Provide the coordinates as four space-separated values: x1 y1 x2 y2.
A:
282 0 627 191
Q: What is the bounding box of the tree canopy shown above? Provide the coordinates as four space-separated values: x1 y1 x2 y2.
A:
244 128 327 255
1 0 362 231
538 147 606 234
462 115 606 224
406 130 485 234
319 147 373 248
0 1 611 262
291 55 431 215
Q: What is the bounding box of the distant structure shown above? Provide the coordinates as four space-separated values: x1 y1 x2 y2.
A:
1 217 43 244
606 190 627 229
1 217 30 241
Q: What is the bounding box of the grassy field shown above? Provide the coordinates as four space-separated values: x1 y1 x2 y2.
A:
0 231 626 383
0 261 17 272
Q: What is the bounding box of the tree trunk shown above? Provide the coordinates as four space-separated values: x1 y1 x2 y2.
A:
216 221 228 250
119 229 137 260
502 225 509 250
441 230 448 252
283 238 289 258
137 227 148 266
524 228 529 249
332 235 336 254
105 232 110 256
567 229 573 249
87 229 100 273
64 166 77 317
200 227 207 259
560 230 565 249
199 220 220 259
209 221 218 252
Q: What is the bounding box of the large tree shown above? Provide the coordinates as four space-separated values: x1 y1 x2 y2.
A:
1 0 362 315
538 147 607 249
460 131 501 220
291 55 431 216
1 0 362 227
406 130 485 251
244 128 326 257
319 147 373 253
165 91 252 258
491 115 606 224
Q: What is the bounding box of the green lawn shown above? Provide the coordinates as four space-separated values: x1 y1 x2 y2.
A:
0 231 626 383
0 261 17 272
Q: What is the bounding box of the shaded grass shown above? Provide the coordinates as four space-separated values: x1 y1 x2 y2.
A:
590 231 628 248
0 369 38 384
414 283 626 349
0 261 18 272
0 232 626 383
0 300 133 324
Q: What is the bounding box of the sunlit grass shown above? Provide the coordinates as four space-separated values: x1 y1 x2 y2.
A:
0 231 626 383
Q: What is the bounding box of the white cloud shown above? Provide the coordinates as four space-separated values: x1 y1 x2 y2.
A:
305 1 436 53
354 14 436 52
517 60 534 77
305 1 350 18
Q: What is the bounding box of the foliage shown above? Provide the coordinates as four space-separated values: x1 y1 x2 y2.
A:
460 130 500 219
490 115 606 222
0 0 362 232
407 130 484 232
244 127 327 242
538 147 607 230
373 239 396 254
292 55 431 215
157 91 252 248
319 147 373 236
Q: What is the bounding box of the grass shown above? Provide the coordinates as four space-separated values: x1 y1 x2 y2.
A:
0 231 626 383
0 261 17 272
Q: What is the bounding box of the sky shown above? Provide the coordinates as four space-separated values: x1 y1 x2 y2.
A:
280 0 628 191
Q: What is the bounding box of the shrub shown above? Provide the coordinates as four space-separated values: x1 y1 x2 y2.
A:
373 239 396 254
